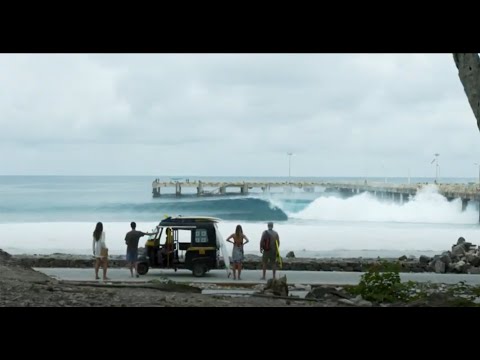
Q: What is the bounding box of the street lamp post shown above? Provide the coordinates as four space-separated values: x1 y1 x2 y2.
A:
287 152 293 182
475 163 480 184
431 153 440 183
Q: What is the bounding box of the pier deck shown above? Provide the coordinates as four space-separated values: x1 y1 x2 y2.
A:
151 179 479 199
151 179 480 221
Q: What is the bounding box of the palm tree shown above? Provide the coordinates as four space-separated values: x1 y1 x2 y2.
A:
453 53 480 132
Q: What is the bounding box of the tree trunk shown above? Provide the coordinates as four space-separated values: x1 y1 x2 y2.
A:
453 53 480 132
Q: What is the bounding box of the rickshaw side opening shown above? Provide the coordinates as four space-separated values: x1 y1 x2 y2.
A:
137 217 223 277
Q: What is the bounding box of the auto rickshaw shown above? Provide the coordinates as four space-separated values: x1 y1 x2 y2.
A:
136 216 224 277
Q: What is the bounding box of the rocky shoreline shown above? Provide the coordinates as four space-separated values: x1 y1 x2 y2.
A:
0 249 314 307
11 253 417 271
10 252 480 274
3 248 480 307
15 238 480 275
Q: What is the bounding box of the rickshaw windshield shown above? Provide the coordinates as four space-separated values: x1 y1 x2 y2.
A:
146 227 158 241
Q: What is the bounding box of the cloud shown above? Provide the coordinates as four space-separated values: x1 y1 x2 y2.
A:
0 53 477 177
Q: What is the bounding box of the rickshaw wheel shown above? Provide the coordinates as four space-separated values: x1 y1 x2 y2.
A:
192 262 206 277
137 262 149 275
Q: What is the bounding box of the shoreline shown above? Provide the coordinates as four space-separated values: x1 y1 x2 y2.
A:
13 239 480 275
12 253 431 273
2 248 480 307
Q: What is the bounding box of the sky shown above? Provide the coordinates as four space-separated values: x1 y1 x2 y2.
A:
0 53 478 178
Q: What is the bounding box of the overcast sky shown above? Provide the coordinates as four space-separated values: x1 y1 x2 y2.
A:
0 53 478 178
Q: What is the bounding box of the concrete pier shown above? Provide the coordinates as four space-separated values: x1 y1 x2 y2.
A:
151 179 480 222
241 184 248 194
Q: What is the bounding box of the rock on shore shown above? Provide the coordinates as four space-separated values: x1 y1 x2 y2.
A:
10 237 480 276
3 248 480 307
8 253 432 273
0 249 317 307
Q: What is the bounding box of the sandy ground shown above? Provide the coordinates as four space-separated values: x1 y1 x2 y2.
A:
0 250 326 307
3 249 475 307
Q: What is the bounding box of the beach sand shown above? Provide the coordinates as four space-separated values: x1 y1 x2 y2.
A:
2 249 478 307
0 249 325 307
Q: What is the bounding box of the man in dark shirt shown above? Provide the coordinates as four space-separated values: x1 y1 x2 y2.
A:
125 221 156 278
260 221 280 280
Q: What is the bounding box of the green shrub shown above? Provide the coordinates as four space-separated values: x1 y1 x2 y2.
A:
348 262 480 305
350 261 410 303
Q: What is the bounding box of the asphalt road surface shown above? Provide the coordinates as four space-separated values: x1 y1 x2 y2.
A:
34 268 480 286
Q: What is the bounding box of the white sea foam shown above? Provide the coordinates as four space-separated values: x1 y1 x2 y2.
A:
1 218 478 258
288 185 478 224
1 185 478 258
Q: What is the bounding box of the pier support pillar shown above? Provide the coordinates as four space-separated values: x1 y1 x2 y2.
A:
462 198 469 211
152 187 161 198
197 183 203 196
241 184 248 194
175 183 181 196
220 186 226 195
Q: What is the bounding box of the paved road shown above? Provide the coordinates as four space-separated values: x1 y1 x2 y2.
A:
34 268 480 286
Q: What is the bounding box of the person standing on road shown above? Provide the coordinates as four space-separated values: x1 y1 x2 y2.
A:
125 222 156 278
260 221 280 280
226 224 249 280
92 222 109 281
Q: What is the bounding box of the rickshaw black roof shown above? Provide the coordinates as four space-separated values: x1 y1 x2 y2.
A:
159 216 221 227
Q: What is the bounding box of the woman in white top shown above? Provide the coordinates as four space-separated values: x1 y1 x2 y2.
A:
92 222 109 280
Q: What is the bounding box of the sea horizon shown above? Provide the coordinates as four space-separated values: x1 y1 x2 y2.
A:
0 175 478 258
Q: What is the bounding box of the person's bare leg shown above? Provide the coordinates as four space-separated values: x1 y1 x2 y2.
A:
233 263 237 280
238 262 242 280
102 258 109 280
272 262 277 280
134 261 139 277
129 262 134 277
261 261 266 280
95 258 100 279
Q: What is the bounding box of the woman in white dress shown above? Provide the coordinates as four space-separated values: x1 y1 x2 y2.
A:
92 222 109 280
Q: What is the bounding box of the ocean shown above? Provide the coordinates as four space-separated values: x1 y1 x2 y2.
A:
1 175 479 258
